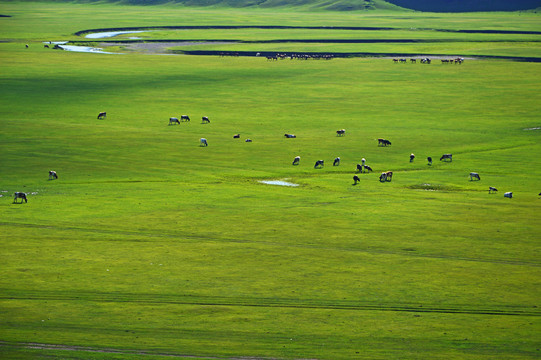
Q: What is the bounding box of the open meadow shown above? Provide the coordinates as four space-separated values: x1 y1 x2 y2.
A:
0 2 540 359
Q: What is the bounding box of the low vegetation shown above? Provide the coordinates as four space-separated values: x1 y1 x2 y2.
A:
0 2 540 359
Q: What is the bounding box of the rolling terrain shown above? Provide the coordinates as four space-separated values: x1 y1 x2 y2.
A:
0 1 540 359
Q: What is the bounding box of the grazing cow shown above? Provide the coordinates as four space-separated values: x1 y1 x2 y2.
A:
378 138 391 147
314 160 324 168
379 171 393 182
169 117 180 125
13 192 27 203
356 164 363 173
292 156 300 165
48 170 58 180
181 115 190 122
97 112 106 119
410 58 416 63
440 154 453 162
202 116 210 123
284 133 296 138
25 44 29 48
333 157 340 166
233 134 240 138
470 172 481 181
353 175 360 185
245 138 252 142
200 138 208 147
504 192 513 198
489 187 498 193
427 157 432 165
410 153 415 162
336 129 346 136
363 165 373 172
44 44 49 48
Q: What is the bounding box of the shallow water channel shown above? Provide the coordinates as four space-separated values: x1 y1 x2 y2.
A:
259 180 299 187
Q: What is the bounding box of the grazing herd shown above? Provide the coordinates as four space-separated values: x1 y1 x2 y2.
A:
9 114 533 204
169 115 209 125
393 57 464 64
282 129 525 198
266 53 334 61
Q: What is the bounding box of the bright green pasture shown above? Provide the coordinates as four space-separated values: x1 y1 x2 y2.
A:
1 3 541 360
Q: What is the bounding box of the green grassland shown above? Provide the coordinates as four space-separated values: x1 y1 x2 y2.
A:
1 2 540 359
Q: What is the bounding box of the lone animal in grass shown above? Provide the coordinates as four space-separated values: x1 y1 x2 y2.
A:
470 172 481 181
181 115 190 122
378 138 391 146
169 117 180 125
504 192 513 198
292 156 300 165
245 139 252 142
284 133 296 138
233 134 240 138
97 112 106 119
333 157 340 166
25 44 29 48
314 160 324 168
200 138 208 147
336 129 346 136
13 192 27 203
48 170 58 180
410 153 415 162
353 175 360 185
427 157 432 166
202 116 210 123
44 44 49 48
440 154 453 162
379 171 393 182
489 187 498 194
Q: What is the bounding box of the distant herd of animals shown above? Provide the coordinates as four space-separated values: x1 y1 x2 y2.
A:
392 57 465 64
265 53 335 61
9 114 535 204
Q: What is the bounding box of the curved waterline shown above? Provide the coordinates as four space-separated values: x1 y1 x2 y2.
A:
74 25 541 37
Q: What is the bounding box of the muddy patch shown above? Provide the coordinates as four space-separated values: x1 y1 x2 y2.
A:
101 41 236 54
407 183 461 192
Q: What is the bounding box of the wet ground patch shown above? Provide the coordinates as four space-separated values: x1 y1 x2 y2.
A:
407 183 462 192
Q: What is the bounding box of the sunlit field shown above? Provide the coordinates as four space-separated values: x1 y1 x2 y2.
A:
1 2 540 359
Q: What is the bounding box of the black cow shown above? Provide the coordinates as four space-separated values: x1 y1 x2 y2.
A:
13 192 27 203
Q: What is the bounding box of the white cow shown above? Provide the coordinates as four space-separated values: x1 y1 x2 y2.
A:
470 172 481 181
200 138 208 147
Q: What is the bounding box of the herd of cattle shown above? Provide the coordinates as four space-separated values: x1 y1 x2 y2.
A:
10 114 534 203
392 57 465 64
265 53 335 61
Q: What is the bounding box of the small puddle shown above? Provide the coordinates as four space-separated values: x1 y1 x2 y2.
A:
259 180 299 187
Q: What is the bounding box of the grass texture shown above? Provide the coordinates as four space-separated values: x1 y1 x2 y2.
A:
0 2 540 359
